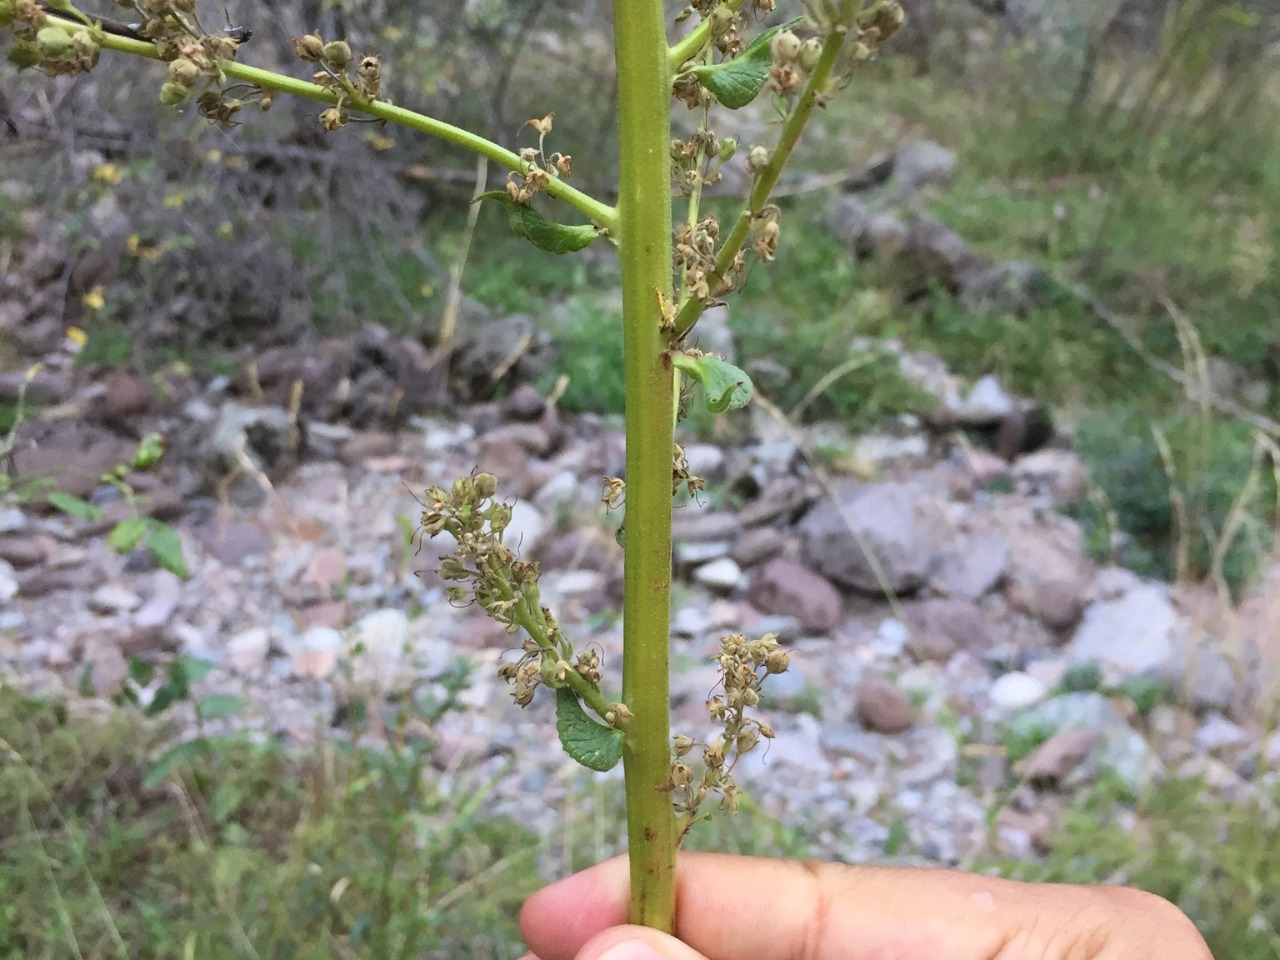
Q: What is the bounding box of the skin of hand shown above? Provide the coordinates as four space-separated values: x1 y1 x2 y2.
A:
519 853 1214 960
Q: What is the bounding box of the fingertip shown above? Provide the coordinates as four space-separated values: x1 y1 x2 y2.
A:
576 926 707 960
520 856 632 960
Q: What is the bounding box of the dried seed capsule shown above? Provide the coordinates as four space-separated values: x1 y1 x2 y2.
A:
747 145 770 176
769 29 801 66
673 734 695 757
797 37 823 73
322 40 351 69
319 106 344 131
158 81 191 106
36 26 72 57
292 33 324 62
167 56 200 87
871 1 906 41
472 472 498 499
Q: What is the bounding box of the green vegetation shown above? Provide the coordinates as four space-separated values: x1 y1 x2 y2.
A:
0 686 536 960
989 773 1280 959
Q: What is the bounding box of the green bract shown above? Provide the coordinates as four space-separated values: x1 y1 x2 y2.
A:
555 688 624 772
672 353 755 412
476 191 599 254
689 19 804 110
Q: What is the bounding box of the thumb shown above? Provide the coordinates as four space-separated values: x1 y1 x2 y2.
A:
571 925 707 960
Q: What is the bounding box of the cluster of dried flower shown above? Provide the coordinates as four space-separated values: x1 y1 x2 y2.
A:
666 632 789 831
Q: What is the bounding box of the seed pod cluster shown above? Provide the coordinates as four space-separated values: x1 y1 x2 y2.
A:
665 631 789 836
421 472 595 711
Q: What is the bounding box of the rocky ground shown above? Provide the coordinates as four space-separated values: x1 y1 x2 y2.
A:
4 331 1280 868
3 136 1279 871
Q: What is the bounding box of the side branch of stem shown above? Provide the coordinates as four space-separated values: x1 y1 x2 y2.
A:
39 12 617 231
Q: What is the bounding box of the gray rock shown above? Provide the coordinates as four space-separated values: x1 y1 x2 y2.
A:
674 540 732 567
346 609 414 691
502 500 548 558
951 375 1016 426
681 443 728 482
930 532 1009 599
450 313 554 401
0 535 46 570
673 509 742 543
696 304 736 364
853 432 929 468
693 557 746 594
501 383 547 421
1193 713 1250 754
1011 692 1161 791
873 617 911 658
905 598 995 662
210 403 302 477
959 260 1046 316
0 507 29 533
898 726 959 786
892 141 958 193
1066 584 1185 680
903 217 990 293
819 722 889 764
865 212 908 261
88 584 142 615
133 576 185 634
1012 449 1089 505
749 614 804 644
1005 521 1093 630
827 196 872 249
751 558 843 633
799 483 939 595
989 671 1048 711
730 526 788 568
227 627 272 674
531 470 582 513
0 559 16 602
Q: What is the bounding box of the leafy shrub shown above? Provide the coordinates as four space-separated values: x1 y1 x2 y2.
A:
989 774 1280 959
1072 406 1276 592
0 686 537 959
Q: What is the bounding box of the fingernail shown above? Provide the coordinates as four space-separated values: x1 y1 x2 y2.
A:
594 939 668 960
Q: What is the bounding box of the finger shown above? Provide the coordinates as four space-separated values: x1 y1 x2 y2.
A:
520 853 1211 960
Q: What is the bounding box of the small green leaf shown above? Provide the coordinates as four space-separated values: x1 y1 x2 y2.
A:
128 655 154 686
690 19 803 109
476 191 597 254
143 739 211 789
177 655 216 684
672 354 754 413
47 491 104 521
108 516 149 553
133 432 165 470
555 688 624 772
147 522 189 579
197 693 246 721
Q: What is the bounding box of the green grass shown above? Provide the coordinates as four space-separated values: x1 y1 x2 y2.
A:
0 686 538 960
986 773 1280 959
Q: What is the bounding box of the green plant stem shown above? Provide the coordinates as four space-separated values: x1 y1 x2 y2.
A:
667 0 749 73
672 27 849 337
41 12 617 231
613 0 678 934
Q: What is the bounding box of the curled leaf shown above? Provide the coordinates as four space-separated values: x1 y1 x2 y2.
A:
671 353 754 413
555 688 624 772
476 191 597 254
689 18 804 109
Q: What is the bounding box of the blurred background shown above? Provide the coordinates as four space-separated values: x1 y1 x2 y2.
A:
2 1 1280 957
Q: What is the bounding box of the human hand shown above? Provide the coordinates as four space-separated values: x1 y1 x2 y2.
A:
519 853 1212 960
